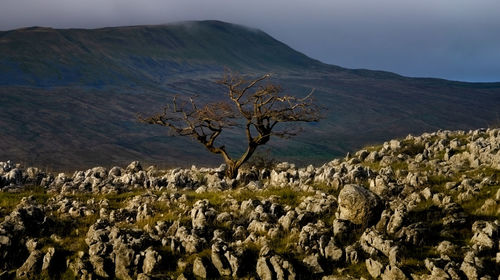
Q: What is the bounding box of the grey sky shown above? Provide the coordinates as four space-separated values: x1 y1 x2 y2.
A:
2 0 500 82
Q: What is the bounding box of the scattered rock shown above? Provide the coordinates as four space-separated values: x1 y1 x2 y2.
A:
193 257 208 279
0 129 499 279
366 258 384 279
16 250 43 279
338 185 381 227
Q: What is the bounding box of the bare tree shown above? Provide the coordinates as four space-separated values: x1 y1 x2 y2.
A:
139 73 320 179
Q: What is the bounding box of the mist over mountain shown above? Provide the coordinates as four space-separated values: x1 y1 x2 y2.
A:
1 20 499 170
0 21 325 87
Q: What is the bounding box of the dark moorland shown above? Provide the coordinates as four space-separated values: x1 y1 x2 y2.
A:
1 20 500 170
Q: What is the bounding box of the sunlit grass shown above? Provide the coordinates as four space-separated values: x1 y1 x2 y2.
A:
0 185 49 220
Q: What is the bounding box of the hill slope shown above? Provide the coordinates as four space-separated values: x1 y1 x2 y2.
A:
1 21 500 170
0 20 326 87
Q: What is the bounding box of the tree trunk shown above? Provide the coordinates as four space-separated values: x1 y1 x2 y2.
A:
225 162 238 179
225 144 257 179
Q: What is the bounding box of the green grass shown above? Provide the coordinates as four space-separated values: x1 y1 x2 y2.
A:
363 144 383 153
361 161 381 171
338 262 372 279
390 161 409 171
183 191 227 208
268 232 300 257
464 166 499 180
399 141 425 157
312 182 342 197
460 184 499 217
64 189 146 210
411 199 434 213
232 188 314 208
0 185 49 220
399 245 439 275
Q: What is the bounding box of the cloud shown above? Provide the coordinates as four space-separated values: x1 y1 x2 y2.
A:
1 0 499 81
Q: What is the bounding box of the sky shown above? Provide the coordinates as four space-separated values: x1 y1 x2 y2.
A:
1 0 500 82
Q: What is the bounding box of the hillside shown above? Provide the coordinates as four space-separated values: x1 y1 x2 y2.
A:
0 20 325 87
1 21 500 170
0 129 498 279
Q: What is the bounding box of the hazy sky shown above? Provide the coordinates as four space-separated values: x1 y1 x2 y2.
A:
2 0 500 82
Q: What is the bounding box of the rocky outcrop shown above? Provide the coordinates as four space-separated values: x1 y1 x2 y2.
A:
0 128 499 279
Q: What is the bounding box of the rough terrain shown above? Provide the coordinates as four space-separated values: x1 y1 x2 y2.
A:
0 128 499 279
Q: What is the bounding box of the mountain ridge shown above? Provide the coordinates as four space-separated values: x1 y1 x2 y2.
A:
3 20 499 87
0 20 331 87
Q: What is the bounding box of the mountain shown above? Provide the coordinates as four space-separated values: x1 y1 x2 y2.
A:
0 21 326 87
1 20 500 170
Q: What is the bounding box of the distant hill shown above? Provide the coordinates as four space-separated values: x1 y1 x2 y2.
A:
0 20 327 87
1 20 500 170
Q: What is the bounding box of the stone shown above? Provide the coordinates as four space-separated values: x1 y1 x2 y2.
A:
256 257 273 280
142 247 161 275
431 266 449 279
381 265 408 280
370 175 389 196
471 220 498 250
193 257 207 279
26 239 39 252
269 256 287 280
345 243 360 264
90 255 110 278
360 229 394 258
126 161 142 173
471 232 495 250
436 241 458 257
211 242 232 276
279 211 297 231
16 250 43 279
137 273 151 280
389 140 401 150
460 261 479 280
338 185 381 226
366 151 381 162
387 208 405 234
109 166 122 177
177 273 188 280
460 251 483 280
191 199 216 234
41 247 55 271
303 254 324 274
225 248 242 277
366 258 384 279
113 243 135 280
478 199 498 215
324 239 343 262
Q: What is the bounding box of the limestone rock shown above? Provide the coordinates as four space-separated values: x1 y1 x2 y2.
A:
257 256 273 280
366 258 384 279
142 247 161 275
193 257 208 279
303 254 324 274
16 250 43 279
211 241 232 276
338 185 381 226
113 243 135 280
41 247 55 272
381 265 407 280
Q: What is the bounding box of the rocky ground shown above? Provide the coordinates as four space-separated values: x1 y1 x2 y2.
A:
0 128 499 280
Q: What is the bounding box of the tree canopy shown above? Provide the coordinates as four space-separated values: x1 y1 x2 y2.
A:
140 72 320 178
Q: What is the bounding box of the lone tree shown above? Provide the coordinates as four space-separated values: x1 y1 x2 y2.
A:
139 73 320 179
